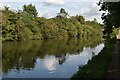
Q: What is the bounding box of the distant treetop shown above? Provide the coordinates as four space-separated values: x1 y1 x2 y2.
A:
57 8 68 18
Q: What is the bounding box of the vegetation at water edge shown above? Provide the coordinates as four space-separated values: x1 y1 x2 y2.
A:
1 4 104 41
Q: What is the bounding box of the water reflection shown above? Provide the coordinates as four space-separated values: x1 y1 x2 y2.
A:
43 56 57 71
2 36 104 78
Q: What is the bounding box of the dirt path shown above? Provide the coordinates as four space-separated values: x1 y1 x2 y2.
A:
106 40 120 78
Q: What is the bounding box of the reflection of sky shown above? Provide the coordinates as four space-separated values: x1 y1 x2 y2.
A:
43 56 57 71
3 43 105 78
66 43 105 66
42 43 105 72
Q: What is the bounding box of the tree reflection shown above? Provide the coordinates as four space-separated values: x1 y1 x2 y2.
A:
2 36 103 74
56 55 66 65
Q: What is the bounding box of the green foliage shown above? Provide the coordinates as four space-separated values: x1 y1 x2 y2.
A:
2 7 41 41
98 1 120 34
110 28 118 38
57 8 68 18
4 6 10 11
23 4 38 17
75 15 85 24
1 4 104 41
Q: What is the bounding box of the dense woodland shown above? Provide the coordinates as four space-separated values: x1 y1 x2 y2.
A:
1 4 104 41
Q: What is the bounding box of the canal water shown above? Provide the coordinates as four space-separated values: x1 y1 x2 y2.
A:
2 36 104 78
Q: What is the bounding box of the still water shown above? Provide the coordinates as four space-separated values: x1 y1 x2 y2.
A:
2 36 104 78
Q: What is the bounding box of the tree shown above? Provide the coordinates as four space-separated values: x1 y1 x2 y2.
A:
4 6 10 11
23 4 38 17
75 15 85 24
98 1 120 34
57 8 68 18
2 4 103 41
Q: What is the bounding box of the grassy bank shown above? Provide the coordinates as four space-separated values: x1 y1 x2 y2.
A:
72 39 116 79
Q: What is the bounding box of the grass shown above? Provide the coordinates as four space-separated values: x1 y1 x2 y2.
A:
72 39 116 79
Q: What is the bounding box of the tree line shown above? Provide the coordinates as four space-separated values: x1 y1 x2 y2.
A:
1 4 104 41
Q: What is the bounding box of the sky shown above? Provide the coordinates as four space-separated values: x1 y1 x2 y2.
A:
0 0 105 23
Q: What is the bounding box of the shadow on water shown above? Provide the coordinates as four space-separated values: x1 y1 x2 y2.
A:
2 36 104 78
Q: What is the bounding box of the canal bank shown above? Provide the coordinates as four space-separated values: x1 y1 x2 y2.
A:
72 39 116 79
106 39 120 78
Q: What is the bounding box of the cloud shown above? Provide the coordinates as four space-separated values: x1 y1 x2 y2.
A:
78 43 104 65
43 56 57 71
38 10 53 18
0 4 4 9
43 0 65 6
1 2 103 23
0 0 41 2
78 3 103 23
0 4 11 10
80 3 101 16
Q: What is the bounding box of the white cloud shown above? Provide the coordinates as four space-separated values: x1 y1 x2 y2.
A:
78 3 103 23
1 2 104 23
82 15 103 23
38 10 53 18
0 4 4 9
43 0 65 6
43 56 57 71
0 0 41 2
0 4 11 10
64 0 100 2
80 3 101 16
